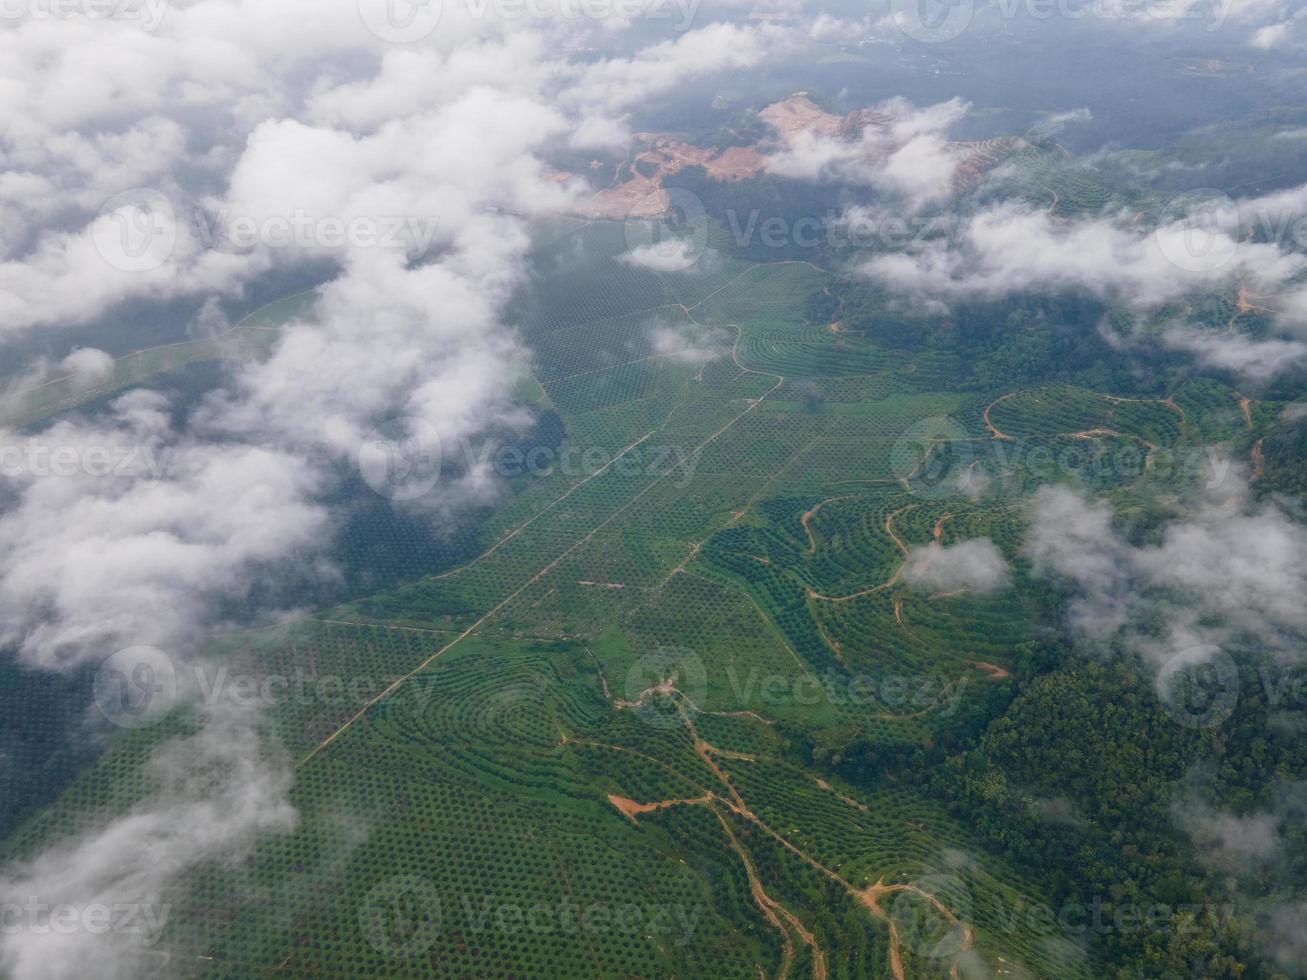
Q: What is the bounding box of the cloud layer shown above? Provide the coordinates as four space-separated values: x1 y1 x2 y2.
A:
902 538 1011 595
0 6 790 977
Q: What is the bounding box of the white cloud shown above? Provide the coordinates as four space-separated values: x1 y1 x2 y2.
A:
807 13 874 41
0 348 115 420
1171 780 1307 974
1025 476 1307 663
1176 797 1283 869
902 538 1011 595
567 22 778 118
0 9 789 975
1027 108 1092 140
57 348 115 386
648 318 732 362
1251 20 1292 46
0 201 263 336
1246 7 1307 48
0 703 296 980
861 200 1307 309
1161 325 1307 381
765 98 970 211
620 238 702 271
0 391 330 670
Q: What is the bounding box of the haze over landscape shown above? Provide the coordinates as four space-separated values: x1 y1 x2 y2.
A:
1 0 1307 977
